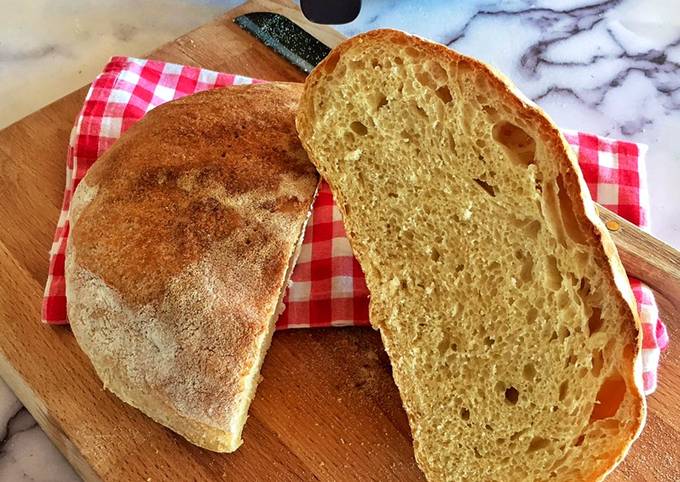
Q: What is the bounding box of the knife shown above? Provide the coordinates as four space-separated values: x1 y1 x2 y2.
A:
234 12 680 308
234 12 331 74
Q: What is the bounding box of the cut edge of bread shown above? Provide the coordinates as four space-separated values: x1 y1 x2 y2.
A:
297 29 645 481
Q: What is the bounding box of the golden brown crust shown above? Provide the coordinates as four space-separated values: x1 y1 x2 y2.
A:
297 29 644 481
66 83 319 452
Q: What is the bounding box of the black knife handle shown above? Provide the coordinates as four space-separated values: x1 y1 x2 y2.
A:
300 0 361 25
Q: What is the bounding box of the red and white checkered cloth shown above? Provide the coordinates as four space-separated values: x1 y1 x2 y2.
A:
42 57 668 394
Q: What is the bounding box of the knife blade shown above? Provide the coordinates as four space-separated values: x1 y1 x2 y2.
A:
234 12 680 306
234 12 331 74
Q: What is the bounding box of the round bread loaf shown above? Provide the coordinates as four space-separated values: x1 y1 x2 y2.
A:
66 83 318 452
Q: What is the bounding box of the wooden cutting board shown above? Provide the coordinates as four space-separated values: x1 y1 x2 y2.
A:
0 1 677 480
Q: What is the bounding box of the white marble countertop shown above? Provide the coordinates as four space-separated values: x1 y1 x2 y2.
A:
1 0 679 480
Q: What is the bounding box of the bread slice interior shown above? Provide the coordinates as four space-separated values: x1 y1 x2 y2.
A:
297 30 645 481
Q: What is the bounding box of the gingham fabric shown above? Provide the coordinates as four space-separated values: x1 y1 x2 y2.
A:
42 57 667 394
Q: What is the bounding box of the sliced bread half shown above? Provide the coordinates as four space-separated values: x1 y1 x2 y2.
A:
297 30 645 481
66 83 319 452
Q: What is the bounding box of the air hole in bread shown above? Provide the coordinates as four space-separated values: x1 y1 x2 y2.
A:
577 278 591 301
462 103 475 133
588 307 603 336
484 336 495 348
394 56 403 65
430 62 448 82
528 436 550 452
492 121 536 167
401 130 416 143
413 103 428 118
523 363 536 380
524 220 541 239
455 264 464 273
435 85 453 104
591 349 604 377
370 92 389 110
437 336 450 355
344 203 351 215
526 307 538 324
350 121 368 136
545 255 562 290
405 46 422 58
559 381 569 401
460 407 470 420
519 256 534 284
483 104 499 119
348 59 363 71
505 386 520 405
565 353 577 366
542 181 567 247
323 51 341 74
590 374 626 422
556 175 587 244
559 326 571 341
567 272 579 287
430 247 441 262
447 132 457 151
599 418 622 433
473 447 482 458
473 178 496 197
343 131 355 143
622 342 636 362
575 250 589 268
603 338 617 360
415 71 436 90
557 291 569 309
535 179 543 194
574 434 586 447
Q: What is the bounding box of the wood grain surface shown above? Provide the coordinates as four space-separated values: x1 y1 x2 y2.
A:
599 206 680 312
0 1 677 480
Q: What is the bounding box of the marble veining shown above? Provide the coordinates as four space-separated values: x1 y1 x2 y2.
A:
0 1 679 480
0 379 78 480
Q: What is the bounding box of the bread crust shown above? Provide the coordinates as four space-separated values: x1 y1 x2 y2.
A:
297 29 645 481
66 83 318 452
